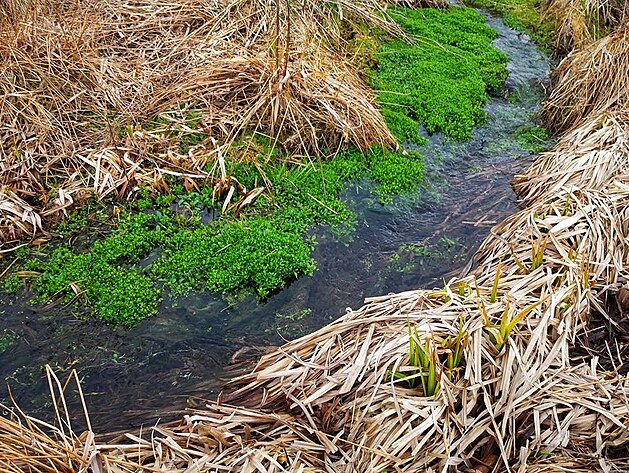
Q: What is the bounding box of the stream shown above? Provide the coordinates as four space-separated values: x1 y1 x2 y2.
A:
0 13 549 432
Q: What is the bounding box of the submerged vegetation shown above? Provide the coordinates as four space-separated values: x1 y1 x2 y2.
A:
1 6 508 325
515 125 551 153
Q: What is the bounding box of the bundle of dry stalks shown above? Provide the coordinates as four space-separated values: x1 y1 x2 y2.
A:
0 369 97 473
545 0 629 53
0 0 397 247
513 109 629 206
393 0 448 9
541 24 629 134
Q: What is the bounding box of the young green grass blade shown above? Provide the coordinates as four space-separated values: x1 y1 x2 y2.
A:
490 259 502 303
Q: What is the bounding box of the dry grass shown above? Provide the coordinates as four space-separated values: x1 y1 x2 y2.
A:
541 24 629 134
391 0 448 9
0 0 398 248
2 5 629 471
514 109 629 207
3 105 629 471
545 0 629 53
0 369 96 473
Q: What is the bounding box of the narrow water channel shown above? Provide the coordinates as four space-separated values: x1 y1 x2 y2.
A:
0 13 549 432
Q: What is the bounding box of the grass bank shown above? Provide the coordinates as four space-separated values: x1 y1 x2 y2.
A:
463 0 628 53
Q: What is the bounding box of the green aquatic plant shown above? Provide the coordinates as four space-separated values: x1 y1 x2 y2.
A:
152 217 316 299
371 7 508 142
367 148 424 202
1 275 22 294
0 331 18 354
515 125 551 153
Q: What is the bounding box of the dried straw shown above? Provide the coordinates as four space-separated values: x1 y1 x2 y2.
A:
545 0 629 53
0 368 96 473
513 109 629 206
541 24 629 134
0 0 397 248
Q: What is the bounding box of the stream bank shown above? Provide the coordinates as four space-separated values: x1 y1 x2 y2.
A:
0 9 549 432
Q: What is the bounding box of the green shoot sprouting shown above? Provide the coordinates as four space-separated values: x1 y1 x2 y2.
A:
485 301 540 351
490 260 502 303
389 322 440 397
442 319 468 381
458 281 472 297
531 237 548 271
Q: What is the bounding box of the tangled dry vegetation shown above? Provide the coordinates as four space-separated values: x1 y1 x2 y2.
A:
542 23 629 135
545 0 628 53
0 0 404 248
2 92 629 473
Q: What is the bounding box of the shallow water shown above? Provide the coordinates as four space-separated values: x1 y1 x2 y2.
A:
0 14 549 432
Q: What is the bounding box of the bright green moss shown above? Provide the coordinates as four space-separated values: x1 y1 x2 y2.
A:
515 125 551 153
151 146 423 299
371 7 508 142
34 214 169 326
1 275 22 294
153 217 316 299
367 148 424 202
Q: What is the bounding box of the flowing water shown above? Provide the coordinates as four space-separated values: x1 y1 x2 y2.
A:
0 14 549 432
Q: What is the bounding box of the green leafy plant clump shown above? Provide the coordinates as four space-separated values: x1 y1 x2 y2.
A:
388 321 468 397
10 144 425 326
152 217 316 299
32 212 171 326
515 125 551 153
371 7 508 142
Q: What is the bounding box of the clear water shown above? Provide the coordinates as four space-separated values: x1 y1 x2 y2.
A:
0 14 549 432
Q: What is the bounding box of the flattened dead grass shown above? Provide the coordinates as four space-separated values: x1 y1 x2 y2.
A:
514 109 629 205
